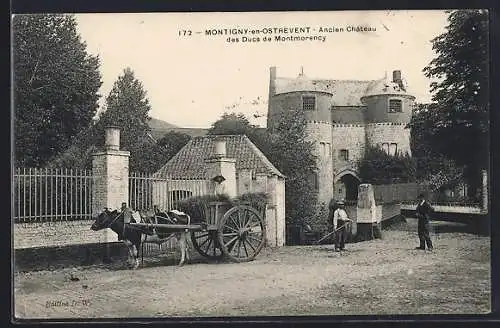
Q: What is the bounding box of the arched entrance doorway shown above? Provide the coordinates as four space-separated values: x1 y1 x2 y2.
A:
334 171 361 201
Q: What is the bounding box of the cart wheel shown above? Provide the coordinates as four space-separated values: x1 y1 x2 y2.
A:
218 205 266 263
190 230 223 259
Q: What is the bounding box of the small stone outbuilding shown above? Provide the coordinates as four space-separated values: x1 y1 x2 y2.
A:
154 134 286 247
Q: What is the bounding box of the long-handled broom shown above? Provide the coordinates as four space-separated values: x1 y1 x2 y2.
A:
314 221 349 245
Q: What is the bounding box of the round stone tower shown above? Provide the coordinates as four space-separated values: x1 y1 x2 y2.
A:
267 67 334 205
361 70 415 156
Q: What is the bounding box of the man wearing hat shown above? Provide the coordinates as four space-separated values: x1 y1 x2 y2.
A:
333 200 351 251
415 193 434 251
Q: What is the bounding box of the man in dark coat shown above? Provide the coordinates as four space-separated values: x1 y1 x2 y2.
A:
415 193 434 251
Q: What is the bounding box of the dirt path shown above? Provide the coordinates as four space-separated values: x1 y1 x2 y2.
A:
13 219 491 318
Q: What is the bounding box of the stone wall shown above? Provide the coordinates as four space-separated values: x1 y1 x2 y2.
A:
276 177 286 247
268 92 333 128
362 94 413 123
305 122 333 205
331 124 366 175
14 242 126 272
14 220 116 249
365 123 412 156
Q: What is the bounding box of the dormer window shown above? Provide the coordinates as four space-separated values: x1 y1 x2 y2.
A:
388 99 402 113
302 96 316 111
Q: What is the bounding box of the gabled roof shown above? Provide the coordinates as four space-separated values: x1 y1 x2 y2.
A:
153 135 285 179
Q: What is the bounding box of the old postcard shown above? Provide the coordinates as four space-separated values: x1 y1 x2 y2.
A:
12 10 491 320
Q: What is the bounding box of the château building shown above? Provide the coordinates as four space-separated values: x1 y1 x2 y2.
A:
266 66 415 204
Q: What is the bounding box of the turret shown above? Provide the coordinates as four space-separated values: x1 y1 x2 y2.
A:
362 70 415 156
360 69 415 124
267 67 333 127
266 67 334 204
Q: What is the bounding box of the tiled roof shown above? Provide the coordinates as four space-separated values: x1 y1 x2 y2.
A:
153 135 285 179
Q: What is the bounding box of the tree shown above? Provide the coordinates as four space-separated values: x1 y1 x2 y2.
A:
358 146 417 185
157 131 192 160
207 110 318 222
208 112 256 135
408 103 466 193
13 14 102 167
208 112 270 155
265 110 318 222
50 69 187 173
422 9 489 190
408 103 441 158
96 67 160 172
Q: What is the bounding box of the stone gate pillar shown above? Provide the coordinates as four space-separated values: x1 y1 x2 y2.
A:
92 126 130 243
356 183 382 241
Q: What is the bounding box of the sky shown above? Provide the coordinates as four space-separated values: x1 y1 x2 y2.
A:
74 10 450 128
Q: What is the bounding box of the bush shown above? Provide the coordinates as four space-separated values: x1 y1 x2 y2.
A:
174 194 231 219
233 192 270 214
174 192 270 220
302 204 330 237
358 146 417 184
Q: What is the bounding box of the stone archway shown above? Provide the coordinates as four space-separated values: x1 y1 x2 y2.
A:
334 170 361 201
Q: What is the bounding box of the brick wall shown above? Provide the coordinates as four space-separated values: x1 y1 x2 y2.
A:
107 152 130 208
92 150 129 215
92 153 107 213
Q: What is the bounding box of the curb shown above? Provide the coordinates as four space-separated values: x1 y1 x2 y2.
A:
14 242 128 272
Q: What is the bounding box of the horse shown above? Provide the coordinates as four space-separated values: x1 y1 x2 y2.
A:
90 208 192 269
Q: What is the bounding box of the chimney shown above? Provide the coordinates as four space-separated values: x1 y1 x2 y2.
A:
205 137 237 198
269 66 277 96
392 70 402 84
105 126 121 151
214 138 227 157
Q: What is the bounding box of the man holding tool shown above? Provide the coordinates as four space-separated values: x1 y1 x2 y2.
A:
333 200 351 251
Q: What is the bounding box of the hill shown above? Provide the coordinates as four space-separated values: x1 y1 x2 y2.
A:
147 117 208 140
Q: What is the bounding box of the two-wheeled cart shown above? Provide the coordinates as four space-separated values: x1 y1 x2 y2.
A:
128 201 266 263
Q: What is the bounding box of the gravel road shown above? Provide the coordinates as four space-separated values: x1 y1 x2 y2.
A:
13 218 491 319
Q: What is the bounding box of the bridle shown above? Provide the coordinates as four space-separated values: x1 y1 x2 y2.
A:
102 210 124 229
